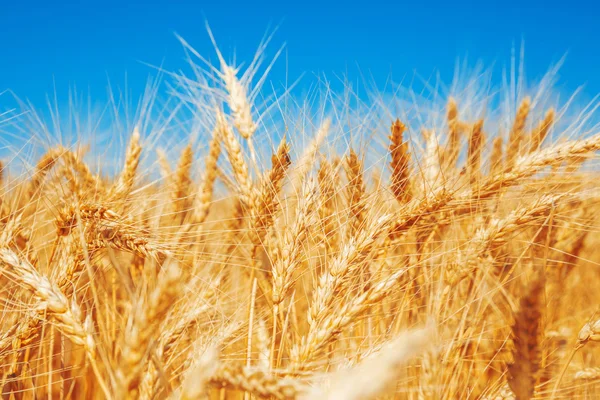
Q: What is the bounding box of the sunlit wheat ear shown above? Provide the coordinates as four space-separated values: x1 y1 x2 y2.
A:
307 212 392 328
271 178 317 309
489 136 504 176
294 213 396 370
389 119 412 204
0 216 54 356
508 277 543 400
190 120 222 226
292 257 408 372
204 27 257 141
220 65 257 140
253 137 291 236
344 149 366 238
505 97 531 171
108 127 142 203
467 119 485 185
529 109 555 153
246 137 291 283
218 109 253 205
317 158 339 254
421 128 442 190
0 249 95 352
0 249 111 397
172 142 194 221
445 97 461 169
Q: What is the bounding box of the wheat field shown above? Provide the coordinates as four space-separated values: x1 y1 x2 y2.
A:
1 35 600 400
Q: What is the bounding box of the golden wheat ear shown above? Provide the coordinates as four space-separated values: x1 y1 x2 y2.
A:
508 277 544 400
219 110 254 206
189 120 222 227
529 109 555 154
344 149 366 239
467 119 485 185
389 119 412 204
107 127 142 204
505 97 531 171
171 142 194 222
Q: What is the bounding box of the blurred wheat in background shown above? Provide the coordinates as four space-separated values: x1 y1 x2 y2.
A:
1 30 600 400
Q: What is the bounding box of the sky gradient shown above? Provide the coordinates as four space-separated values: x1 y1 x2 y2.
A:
2 0 599 109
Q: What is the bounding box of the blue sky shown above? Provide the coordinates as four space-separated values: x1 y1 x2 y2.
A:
1 0 599 109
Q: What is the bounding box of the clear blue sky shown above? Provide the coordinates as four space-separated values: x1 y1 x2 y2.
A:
1 0 599 108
